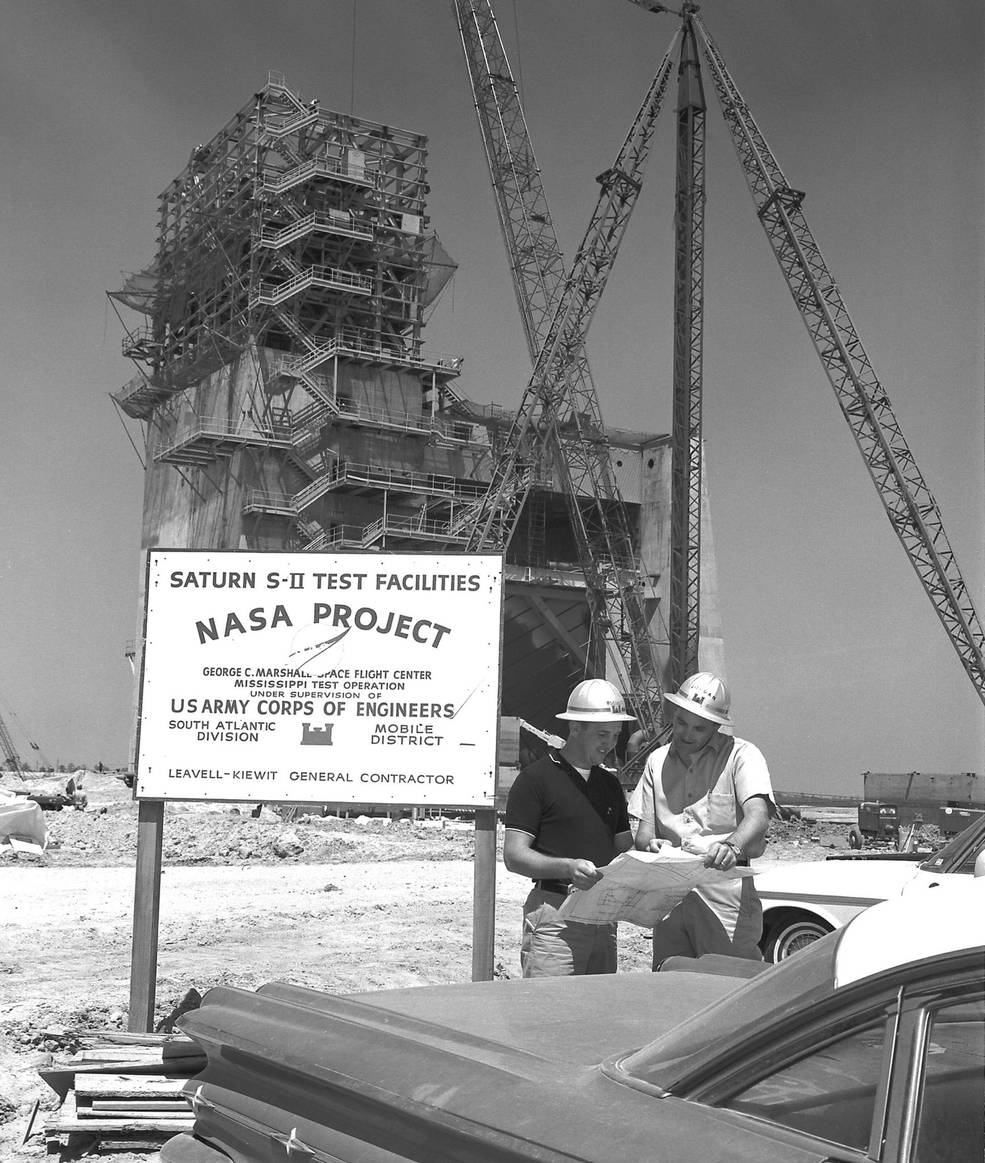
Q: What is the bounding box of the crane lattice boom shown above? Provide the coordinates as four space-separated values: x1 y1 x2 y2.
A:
669 16 707 686
454 0 681 735
694 14 985 704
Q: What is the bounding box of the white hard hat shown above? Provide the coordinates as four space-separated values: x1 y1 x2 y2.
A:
664 672 732 725
556 679 637 722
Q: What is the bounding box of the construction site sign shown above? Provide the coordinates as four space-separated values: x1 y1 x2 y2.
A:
135 549 504 807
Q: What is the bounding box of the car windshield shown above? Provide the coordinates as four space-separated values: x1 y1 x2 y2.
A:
620 934 842 1090
919 818 983 872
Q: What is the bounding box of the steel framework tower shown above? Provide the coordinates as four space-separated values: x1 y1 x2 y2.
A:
111 73 474 555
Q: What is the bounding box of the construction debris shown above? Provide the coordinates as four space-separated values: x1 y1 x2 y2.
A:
0 794 48 854
38 1029 203 1153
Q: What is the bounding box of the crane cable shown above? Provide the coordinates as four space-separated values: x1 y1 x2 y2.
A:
349 0 357 115
511 1 525 107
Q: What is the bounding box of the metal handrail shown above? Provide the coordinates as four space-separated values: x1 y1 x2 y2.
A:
262 157 377 194
315 524 366 549
243 488 296 513
261 108 320 138
362 514 470 543
327 461 487 498
154 415 293 458
336 399 431 435
114 372 160 404
266 332 463 377
258 210 373 249
252 265 373 306
120 324 161 357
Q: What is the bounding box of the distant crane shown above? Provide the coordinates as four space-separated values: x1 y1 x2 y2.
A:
0 711 25 776
0 694 51 776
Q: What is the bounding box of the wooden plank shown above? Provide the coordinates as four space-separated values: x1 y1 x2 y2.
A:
73 1048 167 1063
81 1111 189 1121
45 1116 193 1133
75 1074 187 1098
39 1057 203 1103
56 1054 203 1072
20 1098 41 1147
72 1030 198 1048
89 1099 189 1112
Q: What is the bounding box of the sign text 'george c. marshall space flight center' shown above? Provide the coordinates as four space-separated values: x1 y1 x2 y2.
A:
135 550 504 807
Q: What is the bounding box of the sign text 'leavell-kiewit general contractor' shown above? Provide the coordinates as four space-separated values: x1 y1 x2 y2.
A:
135 550 504 806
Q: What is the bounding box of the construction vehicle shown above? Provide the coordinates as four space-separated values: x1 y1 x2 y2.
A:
850 802 901 849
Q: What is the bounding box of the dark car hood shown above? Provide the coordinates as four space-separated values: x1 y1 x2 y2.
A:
347 969 741 1063
174 974 831 1163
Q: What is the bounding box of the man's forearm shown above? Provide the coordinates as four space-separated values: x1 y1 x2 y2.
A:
727 800 770 859
504 847 575 881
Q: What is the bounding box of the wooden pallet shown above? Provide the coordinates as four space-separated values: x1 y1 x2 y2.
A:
40 1032 202 1153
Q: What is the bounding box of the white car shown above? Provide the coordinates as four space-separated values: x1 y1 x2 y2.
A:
756 814 985 961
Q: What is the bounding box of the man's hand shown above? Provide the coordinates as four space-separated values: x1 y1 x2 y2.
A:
703 840 741 871
645 838 671 854
567 859 604 889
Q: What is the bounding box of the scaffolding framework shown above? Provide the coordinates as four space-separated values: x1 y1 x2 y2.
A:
112 72 475 552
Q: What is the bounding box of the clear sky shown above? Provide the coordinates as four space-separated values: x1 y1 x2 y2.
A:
1 0 982 794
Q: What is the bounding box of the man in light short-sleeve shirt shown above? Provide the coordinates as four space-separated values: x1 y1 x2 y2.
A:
628 673 775 967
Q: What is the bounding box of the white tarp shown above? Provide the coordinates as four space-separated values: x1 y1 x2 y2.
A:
0 797 48 854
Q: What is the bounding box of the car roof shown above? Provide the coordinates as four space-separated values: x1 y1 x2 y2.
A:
833 876 985 987
622 878 985 1091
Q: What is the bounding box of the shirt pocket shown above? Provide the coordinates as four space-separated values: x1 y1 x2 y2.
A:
704 789 737 832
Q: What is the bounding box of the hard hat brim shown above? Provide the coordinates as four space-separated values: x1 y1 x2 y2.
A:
664 690 732 725
556 710 637 722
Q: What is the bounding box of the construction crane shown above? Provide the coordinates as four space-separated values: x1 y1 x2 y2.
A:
454 0 680 739
0 711 26 776
0 694 51 777
684 13 985 705
458 0 984 720
669 15 706 687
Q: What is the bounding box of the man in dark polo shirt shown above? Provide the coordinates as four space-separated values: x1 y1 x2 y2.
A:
504 679 636 977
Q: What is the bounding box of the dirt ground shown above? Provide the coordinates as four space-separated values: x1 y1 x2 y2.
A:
0 770 852 1161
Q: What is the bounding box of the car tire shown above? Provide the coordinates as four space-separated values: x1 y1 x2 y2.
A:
762 915 834 963
848 825 864 849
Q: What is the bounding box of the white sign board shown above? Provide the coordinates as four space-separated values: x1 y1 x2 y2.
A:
135 550 504 807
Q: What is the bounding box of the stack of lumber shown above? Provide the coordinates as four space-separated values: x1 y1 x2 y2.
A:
39 1029 204 1153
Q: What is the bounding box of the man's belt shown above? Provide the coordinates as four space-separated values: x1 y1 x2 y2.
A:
534 879 571 895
